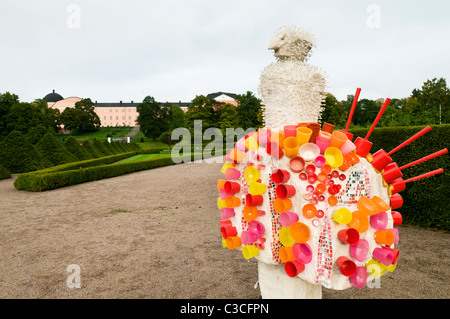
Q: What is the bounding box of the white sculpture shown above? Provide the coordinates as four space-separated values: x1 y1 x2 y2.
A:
257 25 327 299
258 25 326 129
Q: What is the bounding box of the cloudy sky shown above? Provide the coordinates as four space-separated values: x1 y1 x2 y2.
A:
1 0 449 104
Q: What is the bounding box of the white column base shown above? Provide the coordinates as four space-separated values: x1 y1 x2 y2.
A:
258 261 322 299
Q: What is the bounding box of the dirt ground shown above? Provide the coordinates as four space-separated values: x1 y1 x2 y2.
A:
0 159 449 299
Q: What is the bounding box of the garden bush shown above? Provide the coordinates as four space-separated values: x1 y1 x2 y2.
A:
103 140 119 155
35 133 78 166
82 140 104 158
14 152 136 191
64 137 93 161
93 138 113 156
0 131 52 173
14 154 177 192
0 164 11 180
351 124 449 230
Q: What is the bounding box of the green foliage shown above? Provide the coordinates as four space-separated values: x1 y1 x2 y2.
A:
60 98 101 134
14 154 176 192
0 164 12 180
92 138 113 156
81 140 104 158
26 125 53 145
137 96 171 141
74 98 101 132
35 133 78 166
158 131 173 151
168 103 186 130
219 103 240 134
103 140 119 155
235 91 263 130
185 95 220 130
351 124 450 230
0 131 52 173
0 92 20 139
64 136 93 161
320 93 347 128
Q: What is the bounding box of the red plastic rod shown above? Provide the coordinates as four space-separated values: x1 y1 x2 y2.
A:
345 87 361 132
399 149 448 170
364 98 391 140
387 126 432 156
400 168 444 184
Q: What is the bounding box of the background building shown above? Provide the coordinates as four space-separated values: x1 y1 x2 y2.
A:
43 90 237 127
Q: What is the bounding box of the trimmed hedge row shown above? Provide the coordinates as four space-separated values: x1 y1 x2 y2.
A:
13 151 195 192
351 124 449 230
14 152 137 191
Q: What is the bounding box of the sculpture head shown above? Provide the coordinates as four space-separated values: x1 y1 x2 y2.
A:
268 25 316 61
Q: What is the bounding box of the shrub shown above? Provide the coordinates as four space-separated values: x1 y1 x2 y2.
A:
35 133 78 166
14 154 175 192
0 130 52 173
103 140 119 155
0 164 11 180
351 124 449 230
64 136 93 161
93 138 113 156
81 140 104 158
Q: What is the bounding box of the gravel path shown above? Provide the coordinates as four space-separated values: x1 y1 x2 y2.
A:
0 159 449 299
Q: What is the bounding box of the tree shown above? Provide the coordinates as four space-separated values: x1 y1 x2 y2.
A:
0 130 52 173
137 96 171 142
74 98 101 132
412 77 449 124
185 95 219 131
35 133 78 166
320 93 347 128
5 102 43 134
218 103 240 134
158 131 174 152
60 107 83 134
0 92 19 139
235 91 263 130
168 103 186 130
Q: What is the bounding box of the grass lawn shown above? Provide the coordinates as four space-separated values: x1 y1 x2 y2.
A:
56 127 134 143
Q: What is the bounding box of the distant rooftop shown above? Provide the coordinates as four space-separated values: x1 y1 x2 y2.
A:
206 92 238 100
43 90 64 103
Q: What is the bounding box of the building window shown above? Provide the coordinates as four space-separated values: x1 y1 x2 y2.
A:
110 116 112 120
129 116 131 120
116 116 118 120
104 116 106 120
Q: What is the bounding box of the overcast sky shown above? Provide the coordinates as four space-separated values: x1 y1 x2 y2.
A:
1 0 449 104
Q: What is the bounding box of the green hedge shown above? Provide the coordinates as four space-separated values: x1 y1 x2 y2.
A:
351 124 449 230
14 152 136 191
0 164 12 180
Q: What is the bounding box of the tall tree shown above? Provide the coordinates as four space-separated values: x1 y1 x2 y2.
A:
185 95 219 131
412 77 449 124
0 92 19 139
137 96 171 142
168 103 186 130
320 93 347 127
218 103 240 134
60 107 83 135
74 98 101 132
235 91 263 130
